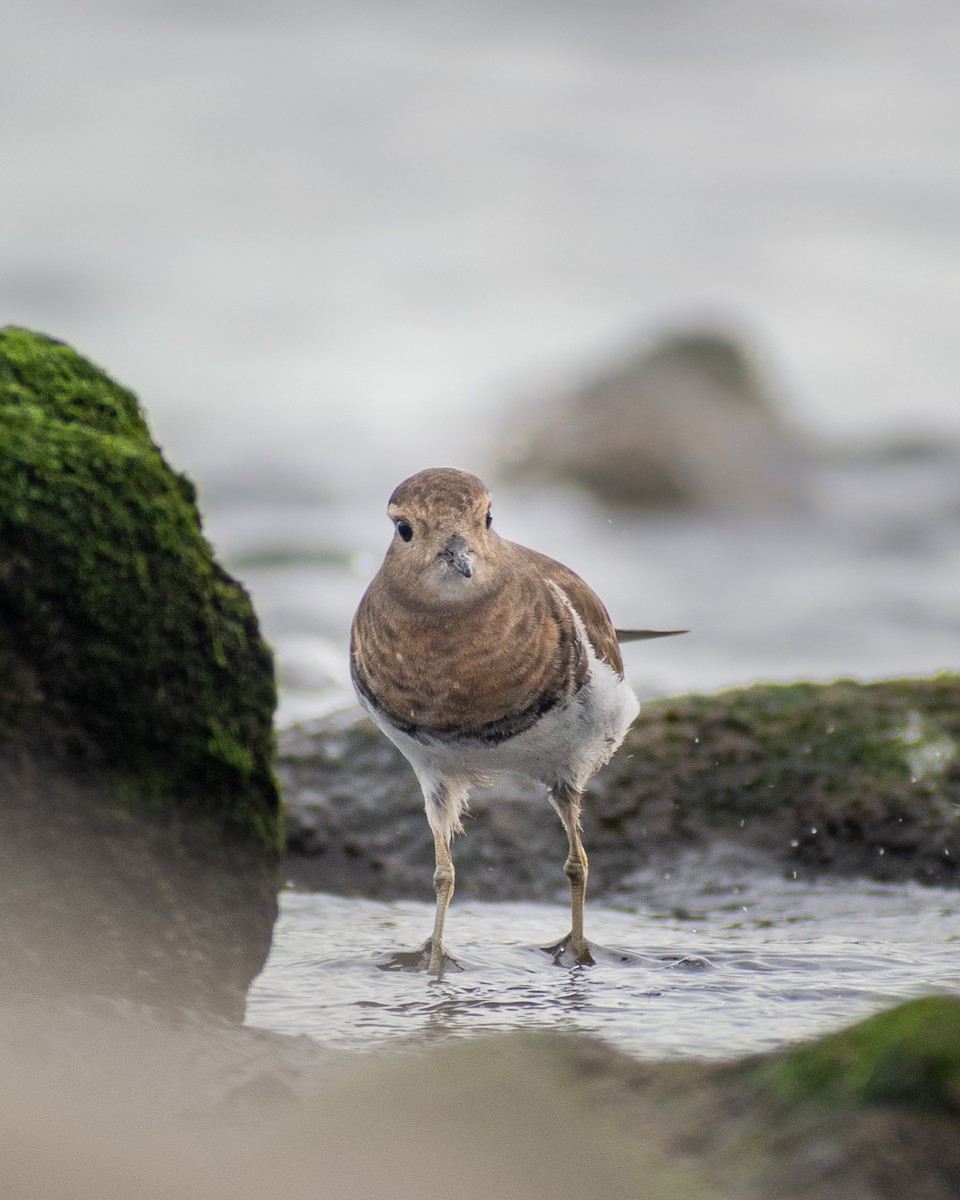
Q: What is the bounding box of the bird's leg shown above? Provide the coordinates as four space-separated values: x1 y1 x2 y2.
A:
414 780 465 975
380 819 462 974
379 781 467 975
427 827 456 975
543 786 595 966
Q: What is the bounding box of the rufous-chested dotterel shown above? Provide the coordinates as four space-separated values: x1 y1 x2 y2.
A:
350 467 685 975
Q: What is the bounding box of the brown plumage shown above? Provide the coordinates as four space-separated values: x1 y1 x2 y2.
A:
350 467 684 974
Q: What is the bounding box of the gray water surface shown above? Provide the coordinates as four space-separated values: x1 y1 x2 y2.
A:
6 0 960 474
246 874 960 1058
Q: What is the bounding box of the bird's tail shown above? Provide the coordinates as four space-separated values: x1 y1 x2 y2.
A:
614 628 688 642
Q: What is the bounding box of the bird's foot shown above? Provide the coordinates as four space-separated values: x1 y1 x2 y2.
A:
541 934 595 968
379 938 463 977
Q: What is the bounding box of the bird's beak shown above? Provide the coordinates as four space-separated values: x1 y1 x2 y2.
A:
439 535 473 578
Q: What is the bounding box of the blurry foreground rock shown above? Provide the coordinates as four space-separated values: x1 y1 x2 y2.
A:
0 328 281 1019
502 327 804 510
282 675 960 899
3 992 960 1199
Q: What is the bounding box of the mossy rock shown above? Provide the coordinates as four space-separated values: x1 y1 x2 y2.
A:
767 996 960 1112
708 997 960 1195
0 328 281 1016
0 326 280 849
596 675 960 886
591 995 960 1197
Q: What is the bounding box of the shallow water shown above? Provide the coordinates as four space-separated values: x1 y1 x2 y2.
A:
246 872 960 1058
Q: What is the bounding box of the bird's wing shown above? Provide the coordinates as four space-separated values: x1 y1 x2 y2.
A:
615 628 688 642
515 545 626 677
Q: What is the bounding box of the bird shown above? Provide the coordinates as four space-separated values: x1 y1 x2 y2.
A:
350 467 684 975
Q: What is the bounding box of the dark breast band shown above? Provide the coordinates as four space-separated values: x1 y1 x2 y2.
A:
351 656 576 746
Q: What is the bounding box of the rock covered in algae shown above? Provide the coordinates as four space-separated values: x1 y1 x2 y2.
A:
280 675 960 898
599 675 960 887
768 995 960 1112
585 993 960 1198
0 327 281 1017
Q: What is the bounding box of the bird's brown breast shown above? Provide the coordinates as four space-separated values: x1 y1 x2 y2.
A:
350 548 592 743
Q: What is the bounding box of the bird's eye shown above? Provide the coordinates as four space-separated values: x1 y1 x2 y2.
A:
395 519 413 543
485 507 492 529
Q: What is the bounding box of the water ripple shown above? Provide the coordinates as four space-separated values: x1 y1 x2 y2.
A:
246 874 960 1058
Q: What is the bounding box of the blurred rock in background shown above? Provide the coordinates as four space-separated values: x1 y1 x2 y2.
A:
501 326 805 511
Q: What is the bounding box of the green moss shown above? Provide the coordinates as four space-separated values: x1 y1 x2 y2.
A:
630 677 960 816
0 328 281 852
590 675 960 885
766 997 960 1112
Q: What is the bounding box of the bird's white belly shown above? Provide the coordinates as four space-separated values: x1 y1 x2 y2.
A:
362 654 639 796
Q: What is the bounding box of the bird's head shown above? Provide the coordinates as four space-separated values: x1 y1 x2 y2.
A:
383 467 498 604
